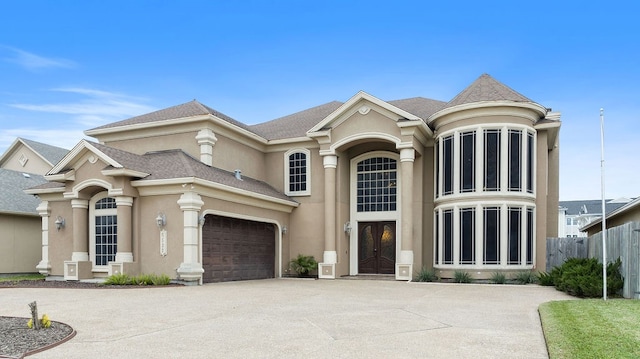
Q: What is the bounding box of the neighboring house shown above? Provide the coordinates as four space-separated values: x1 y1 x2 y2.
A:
0 138 68 273
581 197 640 236
558 198 632 237
26 74 561 284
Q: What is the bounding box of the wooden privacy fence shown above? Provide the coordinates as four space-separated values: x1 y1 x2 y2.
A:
546 221 640 299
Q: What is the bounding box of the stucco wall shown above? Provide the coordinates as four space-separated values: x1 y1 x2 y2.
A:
0 214 42 273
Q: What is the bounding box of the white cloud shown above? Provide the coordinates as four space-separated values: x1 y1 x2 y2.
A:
2 46 75 70
0 128 85 153
8 87 156 127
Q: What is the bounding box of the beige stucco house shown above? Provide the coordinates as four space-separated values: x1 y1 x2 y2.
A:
27 74 561 284
1 138 68 273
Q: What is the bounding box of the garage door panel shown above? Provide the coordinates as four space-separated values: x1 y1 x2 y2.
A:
202 215 275 283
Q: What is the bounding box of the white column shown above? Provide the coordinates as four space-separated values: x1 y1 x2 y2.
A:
397 148 415 280
35 201 51 275
176 192 205 282
71 199 89 262
319 154 337 279
196 129 218 166
114 196 134 263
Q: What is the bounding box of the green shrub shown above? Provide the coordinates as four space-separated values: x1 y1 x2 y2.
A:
514 270 537 285
104 273 132 285
489 272 507 284
104 273 173 286
537 271 555 286
551 257 623 298
453 270 473 283
289 254 317 277
415 267 438 282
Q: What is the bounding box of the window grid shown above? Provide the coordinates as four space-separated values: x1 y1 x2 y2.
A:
95 197 116 209
508 207 522 265
288 152 307 193
508 129 522 191
484 129 501 191
442 135 454 195
459 207 475 264
356 157 397 212
442 209 453 264
95 215 117 266
460 131 475 193
527 132 534 193
526 208 534 265
483 207 500 265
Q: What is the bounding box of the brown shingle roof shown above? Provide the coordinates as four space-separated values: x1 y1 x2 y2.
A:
249 101 344 140
88 100 251 133
446 73 533 108
387 97 447 120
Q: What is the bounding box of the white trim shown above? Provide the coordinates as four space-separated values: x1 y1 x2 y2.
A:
48 140 122 176
428 101 547 126
321 132 402 156
89 192 118 272
284 148 311 196
64 178 122 199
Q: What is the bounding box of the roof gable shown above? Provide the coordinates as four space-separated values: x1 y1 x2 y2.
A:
0 138 68 171
47 140 148 177
307 91 423 135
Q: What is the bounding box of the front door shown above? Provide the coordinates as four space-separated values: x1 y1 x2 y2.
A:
358 222 395 274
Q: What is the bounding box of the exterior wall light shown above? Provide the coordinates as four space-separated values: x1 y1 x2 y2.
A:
198 215 206 226
344 221 351 235
54 216 65 231
281 226 287 235
156 213 166 228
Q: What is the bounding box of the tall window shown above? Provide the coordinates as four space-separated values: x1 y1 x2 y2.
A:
460 131 475 193
483 206 500 265
459 207 475 264
508 207 522 265
508 130 522 191
527 132 534 193
526 208 534 265
442 209 453 264
442 135 454 195
285 149 310 196
93 196 117 267
356 157 397 212
435 140 440 198
484 129 500 191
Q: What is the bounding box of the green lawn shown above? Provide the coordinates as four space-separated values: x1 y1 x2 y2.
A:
0 273 44 282
539 299 640 359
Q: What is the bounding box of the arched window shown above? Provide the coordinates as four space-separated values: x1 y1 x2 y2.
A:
90 192 117 270
284 148 311 196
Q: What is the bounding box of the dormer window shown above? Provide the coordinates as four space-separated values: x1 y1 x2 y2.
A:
285 148 310 196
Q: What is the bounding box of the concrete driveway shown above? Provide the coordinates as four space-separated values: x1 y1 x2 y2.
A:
1 279 574 358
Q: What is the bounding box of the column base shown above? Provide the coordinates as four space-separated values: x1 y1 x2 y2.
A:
115 252 134 263
64 261 92 280
319 251 337 279
36 260 50 275
395 250 414 281
177 262 204 282
109 262 138 276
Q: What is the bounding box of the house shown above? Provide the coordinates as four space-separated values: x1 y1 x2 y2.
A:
26 74 561 283
558 198 632 237
0 138 68 273
581 197 640 236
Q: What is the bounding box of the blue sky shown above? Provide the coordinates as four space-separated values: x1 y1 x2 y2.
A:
1 1 638 200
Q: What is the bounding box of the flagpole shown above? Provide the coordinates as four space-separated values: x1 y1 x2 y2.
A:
600 108 607 301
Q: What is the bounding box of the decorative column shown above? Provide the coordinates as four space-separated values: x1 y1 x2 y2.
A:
71 199 89 261
177 192 205 283
35 201 51 275
196 129 217 166
397 148 415 280
319 154 337 279
65 198 92 280
114 196 134 263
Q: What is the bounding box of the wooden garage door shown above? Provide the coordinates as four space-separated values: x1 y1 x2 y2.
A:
202 215 275 283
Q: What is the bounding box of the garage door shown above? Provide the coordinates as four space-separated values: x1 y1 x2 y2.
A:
202 215 276 283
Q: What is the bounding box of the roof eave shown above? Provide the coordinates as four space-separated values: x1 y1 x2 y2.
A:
428 101 548 124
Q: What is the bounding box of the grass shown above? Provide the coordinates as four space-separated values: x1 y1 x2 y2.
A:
539 299 640 359
514 270 537 284
415 267 438 282
104 273 172 286
489 271 507 284
0 273 45 282
453 270 473 283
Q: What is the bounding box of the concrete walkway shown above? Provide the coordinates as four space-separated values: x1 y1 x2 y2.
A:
1 279 574 358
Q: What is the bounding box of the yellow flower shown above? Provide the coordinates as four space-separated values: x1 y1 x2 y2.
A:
41 314 51 328
27 319 33 328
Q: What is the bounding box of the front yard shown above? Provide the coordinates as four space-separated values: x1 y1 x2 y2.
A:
539 299 640 358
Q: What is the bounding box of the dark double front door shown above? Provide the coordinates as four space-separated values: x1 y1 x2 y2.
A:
358 222 396 274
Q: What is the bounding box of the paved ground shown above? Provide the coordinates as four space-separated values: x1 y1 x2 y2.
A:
1 279 574 358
